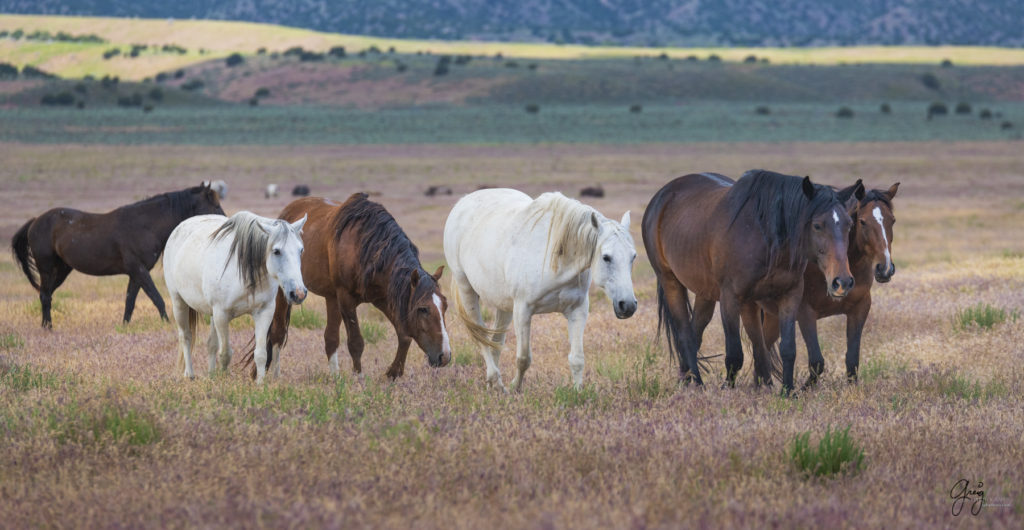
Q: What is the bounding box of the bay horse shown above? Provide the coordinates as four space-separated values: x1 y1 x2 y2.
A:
760 183 899 386
444 189 637 392
247 193 451 380
11 184 224 329
163 212 308 384
642 170 863 393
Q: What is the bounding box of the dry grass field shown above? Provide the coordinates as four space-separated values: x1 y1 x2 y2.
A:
1 141 1022 527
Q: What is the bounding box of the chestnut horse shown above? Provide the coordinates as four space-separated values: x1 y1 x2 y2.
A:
246 193 451 379
760 183 899 386
11 184 224 329
642 170 863 392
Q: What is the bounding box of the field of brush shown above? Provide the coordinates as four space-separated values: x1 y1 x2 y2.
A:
1 140 1022 527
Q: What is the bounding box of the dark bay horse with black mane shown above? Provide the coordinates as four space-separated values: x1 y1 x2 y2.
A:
12 184 224 328
642 170 863 392
760 183 899 386
246 193 451 379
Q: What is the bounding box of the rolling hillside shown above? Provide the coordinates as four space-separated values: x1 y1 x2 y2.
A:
3 0 1024 47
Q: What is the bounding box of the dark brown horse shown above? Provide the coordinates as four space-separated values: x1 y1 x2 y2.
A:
760 183 899 386
247 193 451 379
642 170 863 392
11 184 224 329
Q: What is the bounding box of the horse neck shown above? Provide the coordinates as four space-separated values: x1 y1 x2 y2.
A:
847 227 875 279
142 195 194 241
374 260 425 333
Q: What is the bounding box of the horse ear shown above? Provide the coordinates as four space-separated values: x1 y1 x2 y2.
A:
432 265 444 281
290 213 308 233
591 212 599 228
886 182 900 200
410 269 420 289
802 176 815 200
255 220 273 234
620 211 631 229
837 179 864 209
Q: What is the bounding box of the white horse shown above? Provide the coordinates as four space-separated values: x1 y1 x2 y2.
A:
163 211 308 383
444 189 638 391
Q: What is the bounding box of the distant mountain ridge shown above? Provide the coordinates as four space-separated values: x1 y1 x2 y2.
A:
3 1 1024 47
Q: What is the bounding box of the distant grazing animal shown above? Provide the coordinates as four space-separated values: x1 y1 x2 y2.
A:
642 171 862 393
292 185 311 197
444 189 637 391
245 193 451 379
11 184 224 329
163 211 308 384
579 186 605 198
203 180 229 200
425 185 453 197
759 183 899 386
265 184 279 199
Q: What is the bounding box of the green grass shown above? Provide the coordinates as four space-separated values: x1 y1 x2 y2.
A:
49 401 160 447
790 425 865 478
552 384 599 408
953 302 1020 331
627 342 669 400
115 317 168 334
452 343 479 367
933 372 1009 402
859 355 909 382
0 332 24 350
360 321 387 345
290 306 326 330
0 363 62 392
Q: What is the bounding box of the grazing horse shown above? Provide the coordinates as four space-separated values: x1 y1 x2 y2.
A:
760 183 899 385
11 184 224 329
642 170 863 392
163 212 308 384
444 189 637 392
249 193 451 380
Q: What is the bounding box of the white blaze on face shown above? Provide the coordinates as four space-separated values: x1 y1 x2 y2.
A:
832 209 840 224
433 293 451 354
872 206 892 270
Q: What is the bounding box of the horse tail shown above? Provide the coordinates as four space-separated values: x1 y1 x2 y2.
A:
177 307 199 371
11 218 39 292
656 281 691 369
759 309 784 384
239 290 290 380
449 275 504 351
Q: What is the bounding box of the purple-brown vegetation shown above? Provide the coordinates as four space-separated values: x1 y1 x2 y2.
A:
1 142 1022 527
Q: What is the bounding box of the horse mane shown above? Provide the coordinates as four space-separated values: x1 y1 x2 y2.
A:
861 189 894 211
211 211 285 294
332 193 436 317
125 186 208 219
727 169 842 269
529 192 602 273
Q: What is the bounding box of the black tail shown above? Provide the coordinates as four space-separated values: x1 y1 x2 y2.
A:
11 218 39 291
656 282 717 375
238 300 291 380
759 309 784 384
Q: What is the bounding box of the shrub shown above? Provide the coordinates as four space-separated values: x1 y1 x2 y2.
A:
505 61 519 68
920 73 941 90
396 62 408 73
707 54 721 62
955 101 972 114
629 104 642 113
284 46 305 57
143 104 154 113
927 102 947 117
117 93 144 107
41 92 76 106
102 48 121 59
299 51 325 62
744 54 758 63
953 303 1019 331
225 53 245 67
836 106 854 118
329 46 346 58
525 103 540 114
790 425 864 478
174 69 185 79
148 87 163 101
941 58 953 68
256 47 266 55
685 55 698 62
979 108 993 119
155 72 168 83
1002 121 1014 130
181 79 205 91
434 56 451 76
755 106 771 115
880 103 891 114
21 65 55 79
254 87 270 98
0 62 18 78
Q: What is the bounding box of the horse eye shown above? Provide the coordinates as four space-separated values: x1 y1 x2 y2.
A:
418 307 429 314
603 255 612 263
859 219 866 225
813 223 822 231
273 249 281 256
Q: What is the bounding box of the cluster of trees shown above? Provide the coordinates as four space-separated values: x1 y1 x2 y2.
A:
0 28 104 43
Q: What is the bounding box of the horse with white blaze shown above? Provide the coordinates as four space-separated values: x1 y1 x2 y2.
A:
444 189 638 391
163 211 308 384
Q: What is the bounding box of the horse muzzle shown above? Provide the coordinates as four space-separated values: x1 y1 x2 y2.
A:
614 299 638 319
875 263 895 283
287 286 308 304
428 349 451 368
827 276 855 299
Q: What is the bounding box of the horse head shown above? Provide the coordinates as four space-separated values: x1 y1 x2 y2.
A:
406 265 452 368
260 214 308 304
852 183 899 283
194 182 226 216
591 211 638 319
803 177 863 299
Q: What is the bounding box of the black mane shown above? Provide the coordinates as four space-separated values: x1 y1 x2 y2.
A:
333 193 437 316
861 188 893 210
728 169 843 268
124 186 210 219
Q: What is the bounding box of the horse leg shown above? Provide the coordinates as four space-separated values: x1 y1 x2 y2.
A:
564 303 589 390
210 309 232 375
798 310 824 390
267 289 290 377
385 336 412 379
170 294 196 379
487 308 514 378
457 281 506 390
336 294 365 374
844 296 871 383
322 294 344 374
691 296 717 354
133 268 168 322
740 302 773 387
718 293 744 387
252 306 275 384
777 293 803 395
659 278 701 384
36 257 72 330
508 302 533 392
123 278 141 324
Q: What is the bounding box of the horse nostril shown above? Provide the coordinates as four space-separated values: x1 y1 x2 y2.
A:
831 278 841 292
618 301 626 312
